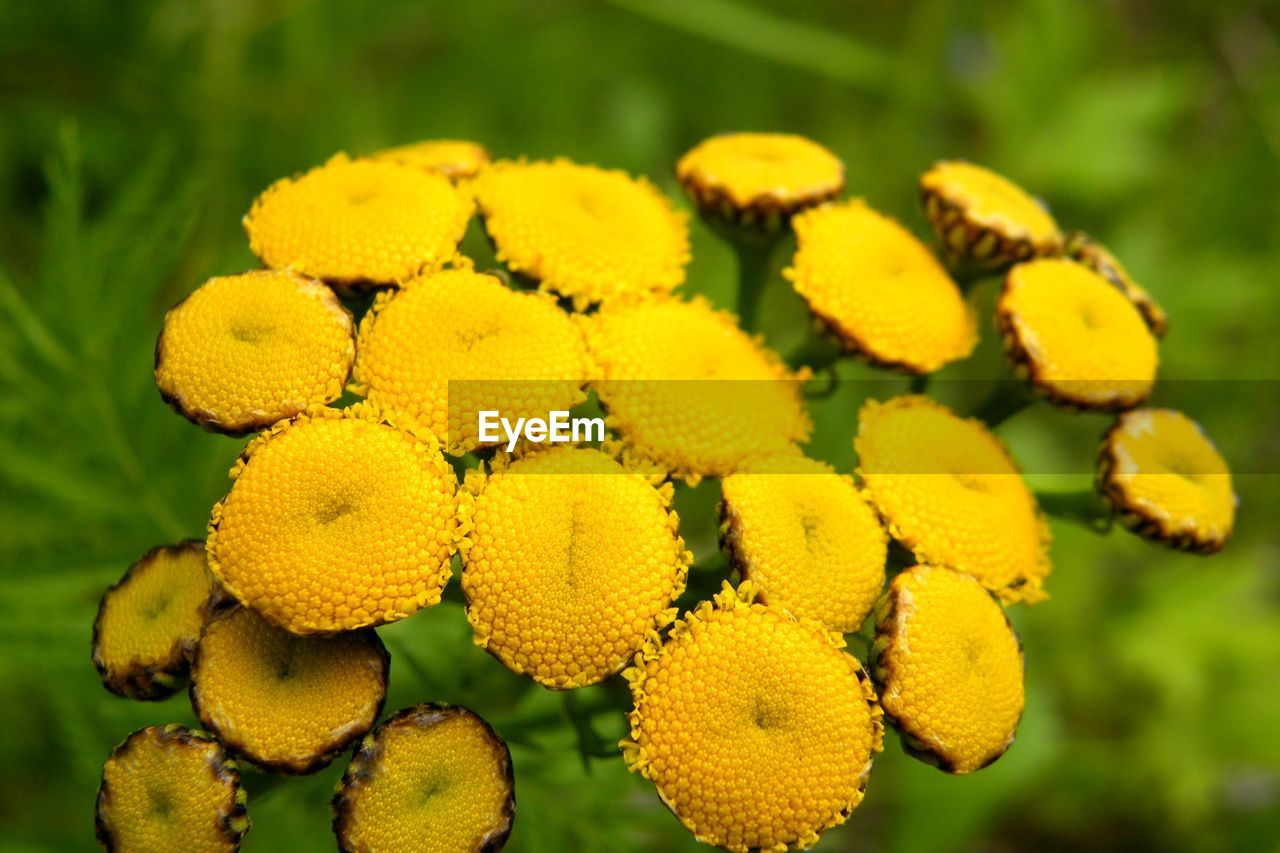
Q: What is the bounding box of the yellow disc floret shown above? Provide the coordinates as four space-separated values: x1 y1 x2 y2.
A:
854 396 1051 603
96 725 249 852
332 704 515 853
350 266 591 455
1097 408 1237 553
155 270 355 435
676 132 844 227
622 583 883 852
372 139 491 181
244 154 472 287
1065 231 1169 338
190 606 389 774
997 258 1158 410
472 158 689 308
920 161 1062 270
580 296 811 482
462 445 690 689
92 541 227 701
785 199 978 373
206 404 463 635
720 455 887 633
871 565 1024 774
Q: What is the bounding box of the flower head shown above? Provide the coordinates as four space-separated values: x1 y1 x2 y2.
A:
372 138 491 181
1065 231 1169 337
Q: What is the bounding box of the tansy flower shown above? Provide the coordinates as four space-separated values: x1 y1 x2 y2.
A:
96 725 249 852
189 606 389 774
472 158 689 309
997 258 1158 411
462 444 690 689
349 265 591 455
785 199 978 373
1065 231 1169 338
720 454 887 634
621 582 883 852
871 565 1024 774
920 161 1062 270
676 132 844 228
332 704 515 853
154 270 355 435
1097 408 1237 553
854 396 1051 604
92 541 229 701
244 154 472 288
372 138 491 181
206 404 463 635
580 296 811 483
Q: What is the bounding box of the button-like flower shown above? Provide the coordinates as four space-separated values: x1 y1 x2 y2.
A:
1065 231 1169 338
372 138 491 181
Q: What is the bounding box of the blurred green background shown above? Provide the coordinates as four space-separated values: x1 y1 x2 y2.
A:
1 1 1278 850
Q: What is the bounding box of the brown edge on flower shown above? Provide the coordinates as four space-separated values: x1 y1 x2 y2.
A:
678 171 844 233
331 704 515 853
1065 231 1169 338
920 180 1060 273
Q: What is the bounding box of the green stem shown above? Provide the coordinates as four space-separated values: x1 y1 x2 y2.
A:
971 381 1032 428
908 374 930 394
733 235 780 332
788 332 842 372
1035 488 1114 532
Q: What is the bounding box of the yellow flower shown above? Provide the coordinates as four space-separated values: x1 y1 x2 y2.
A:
720 454 887 633
333 704 514 853
206 404 463 635
676 132 844 228
243 154 472 287
920 161 1062 270
96 725 249 852
580 296 811 482
622 583 882 852
997 258 1158 410
462 444 690 689
871 565 1024 774
785 199 978 373
190 606 389 774
472 158 689 309
154 270 355 435
349 265 591 455
372 138 491 181
1065 231 1169 338
1097 408 1237 553
92 541 227 701
854 395 1051 604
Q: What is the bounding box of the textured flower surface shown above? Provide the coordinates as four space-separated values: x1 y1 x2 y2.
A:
190 606 389 774
472 158 689 308
206 404 462 635
154 270 355 435
622 583 883 852
1098 408 1236 553
720 454 887 633
872 565 1024 774
372 138 491 180
333 704 514 853
350 266 591 454
855 395 1051 603
580 296 811 482
244 154 472 286
786 199 977 373
998 258 1158 410
96 725 249 852
462 445 690 688
1066 231 1169 337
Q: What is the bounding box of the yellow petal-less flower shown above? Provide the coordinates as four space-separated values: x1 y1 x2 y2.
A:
1065 231 1169 338
854 396 1051 604
244 154 472 287
372 138 491 181
1097 408 1237 553
206 404 463 635
997 258 1159 410
92 541 228 701
785 199 978 373
871 565 1024 774
676 132 844 228
580 296 811 483
155 270 355 435
720 454 887 634
190 606 389 774
349 266 591 455
622 583 883 852
472 158 690 309
332 704 515 853
920 161 1062 270
96 725 250 852
462 445 690 689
